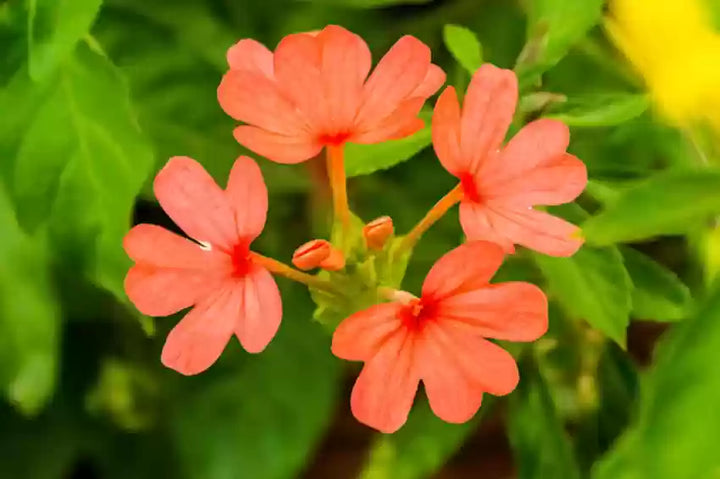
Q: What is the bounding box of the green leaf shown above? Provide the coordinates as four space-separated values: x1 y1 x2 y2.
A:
27 0 103 80
587 344 639 463
95 6 310 195
104 0 234 71
593 281 720 479
583 180 624 205
346 111 432 177
535 205 632 347
582 170 720 246
545 93 649 127
517 0 603 85
2 43 154 300
0 188 60 415
171 289 340 479
508 361 581 479
621 246 693 322
358 398 485 479
443 24 483 74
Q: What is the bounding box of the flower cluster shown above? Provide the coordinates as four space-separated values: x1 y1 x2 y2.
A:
124 25 587 433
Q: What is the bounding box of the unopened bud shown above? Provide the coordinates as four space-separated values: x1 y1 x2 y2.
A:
292 240 331 270
363 216 394 250
320 248 345 271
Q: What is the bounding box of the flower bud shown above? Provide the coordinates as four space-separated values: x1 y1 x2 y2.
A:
320 248 345 271
292 240 331 270
363 216 394 250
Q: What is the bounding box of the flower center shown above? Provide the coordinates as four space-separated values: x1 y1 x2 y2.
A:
230 242 252 278
318 131 351 146
398 298 436 331
459 172 481 203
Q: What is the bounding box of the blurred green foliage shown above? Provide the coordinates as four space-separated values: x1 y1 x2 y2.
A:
1 0 720 478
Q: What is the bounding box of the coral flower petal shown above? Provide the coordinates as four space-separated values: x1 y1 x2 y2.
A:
432 86 463 176
234 265 282 354
384 116 425 141
471 205 583 257
458 202 516 253
226 39 274 78
232 126 323 164
124 224 226 269
350 329 419 433
459 64 517 172
423 320 520 396
332 303 404 361
434 282 548 342
161 284 240 376
352 97 425 144
480 118 570 183
497 119 570 175
417 327 484 423
318 25 372 85
421 241 505 300
124 265 222 317
273 33 327 131
153 157 238 251
488 153 588 206
318 25 371 130
123 226 228 316
355 35 431 128
410 64 446 99
218 69 308 135
225 156 268 240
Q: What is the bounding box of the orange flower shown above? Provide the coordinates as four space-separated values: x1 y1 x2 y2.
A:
363 216 394 250
123 156 281 375
433 65 587 256
218 25 445 164
292 239 332 270
332 241 548 433
292 239 345 271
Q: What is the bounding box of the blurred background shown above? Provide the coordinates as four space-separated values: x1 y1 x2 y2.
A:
2 0 720 477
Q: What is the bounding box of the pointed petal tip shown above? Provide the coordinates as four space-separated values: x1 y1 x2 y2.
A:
571 227 586 241
539 223 585 257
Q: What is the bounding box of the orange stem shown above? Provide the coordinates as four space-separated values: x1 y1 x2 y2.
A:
326 144 350 234
250 252 339 294
399 184 464 252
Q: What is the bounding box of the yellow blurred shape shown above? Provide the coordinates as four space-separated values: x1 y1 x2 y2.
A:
607 0 720 132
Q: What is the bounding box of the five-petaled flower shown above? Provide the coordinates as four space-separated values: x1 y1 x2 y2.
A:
217 25 445 164
331 241 548 433
433 64 588 257
123 156 282 375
